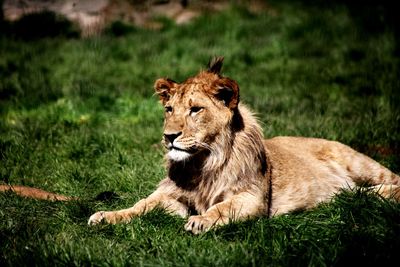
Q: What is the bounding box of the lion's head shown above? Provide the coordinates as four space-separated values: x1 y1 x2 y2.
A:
154 57 240 162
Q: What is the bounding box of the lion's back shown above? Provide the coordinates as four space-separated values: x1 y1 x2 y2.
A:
264 136 354 166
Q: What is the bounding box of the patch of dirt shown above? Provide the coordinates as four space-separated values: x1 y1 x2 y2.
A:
3 0 273 36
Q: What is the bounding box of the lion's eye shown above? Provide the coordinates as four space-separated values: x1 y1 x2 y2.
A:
190 106 203 116
165 106 173 113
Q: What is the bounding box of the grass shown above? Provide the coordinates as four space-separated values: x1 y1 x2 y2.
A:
1 0 400 266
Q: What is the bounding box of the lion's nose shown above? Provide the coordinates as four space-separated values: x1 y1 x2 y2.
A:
164 132 182 144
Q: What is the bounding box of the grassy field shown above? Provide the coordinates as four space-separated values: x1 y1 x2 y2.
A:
1 0 400 266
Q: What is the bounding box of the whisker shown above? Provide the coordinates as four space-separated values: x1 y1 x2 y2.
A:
196 141 212 150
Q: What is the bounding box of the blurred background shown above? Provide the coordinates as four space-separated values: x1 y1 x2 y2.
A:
2 0 271 36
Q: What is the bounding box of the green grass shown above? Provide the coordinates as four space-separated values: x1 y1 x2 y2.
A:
1 1 400 266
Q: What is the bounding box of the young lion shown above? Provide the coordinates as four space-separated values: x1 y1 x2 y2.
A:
88 57 400 234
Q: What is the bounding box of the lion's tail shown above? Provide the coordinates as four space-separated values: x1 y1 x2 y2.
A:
0 184 119 202
0 185 75 201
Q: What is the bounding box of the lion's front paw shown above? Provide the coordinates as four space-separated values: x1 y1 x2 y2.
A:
184 215 215 234
88 211 132 225
88 211 106 225
88 211 109 225
87 211 118 225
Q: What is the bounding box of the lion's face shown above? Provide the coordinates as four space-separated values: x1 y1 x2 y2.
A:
154 64 240 162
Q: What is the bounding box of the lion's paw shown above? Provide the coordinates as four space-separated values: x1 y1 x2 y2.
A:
184 215 215 234
88 211 106 225
88 211 132 225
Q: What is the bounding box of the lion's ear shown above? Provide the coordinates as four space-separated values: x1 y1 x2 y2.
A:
207 56 224 75
213 78 240 109
154 78 177 105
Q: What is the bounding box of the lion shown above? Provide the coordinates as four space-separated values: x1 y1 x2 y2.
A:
81 57 398 234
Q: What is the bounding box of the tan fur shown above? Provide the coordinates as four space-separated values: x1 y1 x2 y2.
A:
0 185 73 201
86 57 400 234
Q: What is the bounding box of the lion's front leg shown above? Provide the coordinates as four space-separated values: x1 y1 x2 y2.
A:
88 197 157 225
88 190 189 225
184 191 264 234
